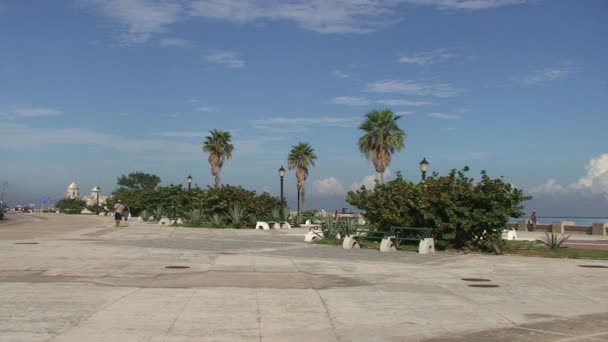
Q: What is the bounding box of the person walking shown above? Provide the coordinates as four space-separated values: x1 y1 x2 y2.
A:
530 211 538 225
114 201 125 227
123 204 130 222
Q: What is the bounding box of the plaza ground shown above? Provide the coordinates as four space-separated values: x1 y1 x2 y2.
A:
1 213 607 342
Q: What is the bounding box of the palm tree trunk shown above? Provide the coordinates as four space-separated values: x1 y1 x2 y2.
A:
301 184 306 212
214 173 220 188
379 171 384 184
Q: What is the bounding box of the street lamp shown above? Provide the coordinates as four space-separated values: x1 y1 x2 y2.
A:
187 175 192 190
278 166 286 204
419 158 429 181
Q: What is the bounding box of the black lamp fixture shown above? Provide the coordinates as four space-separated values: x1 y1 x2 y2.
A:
187 175 193 190
419 158 429 181
278 166 286 204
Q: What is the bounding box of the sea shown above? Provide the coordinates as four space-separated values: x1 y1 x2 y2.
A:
509 217 608 226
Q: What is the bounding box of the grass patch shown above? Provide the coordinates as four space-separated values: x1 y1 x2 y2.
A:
316 237 342 246
504 240 608 260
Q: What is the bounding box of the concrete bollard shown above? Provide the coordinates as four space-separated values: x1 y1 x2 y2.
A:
158 218 171 226
255 221 270 230
418 238 435 254
342 236 360 250
304 230 323 242
552 221 574 234
380 237 396 252
271 222 281 229
280 222 292 229
592 223 608 236
501 228 518 240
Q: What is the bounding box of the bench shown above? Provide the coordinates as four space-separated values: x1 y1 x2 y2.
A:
388 227 432 248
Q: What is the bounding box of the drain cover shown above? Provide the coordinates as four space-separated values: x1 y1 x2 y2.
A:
14 242 39 245
468 284 499 288
578 265 608 269
165 266 190 269
461 278 491 282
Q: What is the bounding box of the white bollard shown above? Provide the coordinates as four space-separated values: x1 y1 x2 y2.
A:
256 221 270 230
380 237 396 252
501 228 518 240
304 230 323 242
281 222 292 229
418 238 435 254
342 236 360 250
271 222 281 229
158 218 171 226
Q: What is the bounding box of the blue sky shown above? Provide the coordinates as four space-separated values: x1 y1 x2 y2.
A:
1 0 607 215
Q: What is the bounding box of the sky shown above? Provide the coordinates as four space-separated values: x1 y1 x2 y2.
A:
0 0 607 216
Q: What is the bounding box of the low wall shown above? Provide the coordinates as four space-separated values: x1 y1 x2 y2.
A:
514 220 607 236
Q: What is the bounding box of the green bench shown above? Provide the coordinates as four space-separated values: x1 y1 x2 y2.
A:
388 227 433 248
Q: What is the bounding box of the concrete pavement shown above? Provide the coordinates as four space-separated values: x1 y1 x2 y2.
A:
1 213 607 341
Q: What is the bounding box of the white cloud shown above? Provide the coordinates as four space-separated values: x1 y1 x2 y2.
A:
397 48 461 65
530 154 608 197
251 116 359 132
313 177 346 195
0 122 199 155
7 108 64 117
203 50 245 68
331 96 370 106
155 131 206 138
160 37 194 47
188 0 527 34
395 111 414 116
428 112 461 120
367 80 463 97
196 106 220 112
349 170 391 191
82 0 184 44
332 69 350 78
376 99 434 106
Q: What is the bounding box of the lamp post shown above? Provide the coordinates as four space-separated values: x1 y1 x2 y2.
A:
419 158 429 181
187 175 192 190
278 166 285 204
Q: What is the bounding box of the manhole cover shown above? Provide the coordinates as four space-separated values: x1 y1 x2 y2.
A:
165 266 190 269
14 242 39 245
461 278 491 282
578 265 608 269
468 284 499 288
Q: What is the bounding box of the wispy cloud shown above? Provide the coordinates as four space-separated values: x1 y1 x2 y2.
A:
428 112 461 120
187 98 200 103
376 99 434 106
405 0 529 11
367 80 463 97
3 108 64 118
514 66 574 85
395 111 414 116
397 48 462 65
82 0 184 44
331 96 370 106
251 116 358 132
155 131 206 138
196 106 220 112
332 69 350 78
203 50 245 68
160 37 194 48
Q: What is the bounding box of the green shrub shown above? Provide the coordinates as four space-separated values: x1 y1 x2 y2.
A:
55 198 87 214
184 209 206 226
346 168 530 251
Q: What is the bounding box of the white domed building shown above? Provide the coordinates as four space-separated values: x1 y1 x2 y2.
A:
65 182 107 206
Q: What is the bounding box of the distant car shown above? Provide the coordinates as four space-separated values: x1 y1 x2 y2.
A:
21 207 32 213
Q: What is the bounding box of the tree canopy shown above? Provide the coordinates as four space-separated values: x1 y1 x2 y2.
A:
117 172 161 191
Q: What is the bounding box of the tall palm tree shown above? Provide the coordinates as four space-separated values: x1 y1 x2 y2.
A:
358 109 406 184
288 142 317 212
203 129 234 188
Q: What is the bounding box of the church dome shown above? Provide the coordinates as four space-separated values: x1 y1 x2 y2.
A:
91 186 101 192
68 182 78 189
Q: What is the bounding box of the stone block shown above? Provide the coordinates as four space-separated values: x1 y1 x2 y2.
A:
271 222 281 229
280 222 291 229
517 220 528 231
255 221 270 230
418 238 435 254
380 237 396 252
552 221 574 234
592 223 608 236
342 236 360 250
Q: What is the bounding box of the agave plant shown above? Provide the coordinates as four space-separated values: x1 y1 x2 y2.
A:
227 203 247 228
342 218 358 237
270 207 281 222
139 210 150 222
319 214 339 239
185 209 206 226
153 205 167 221
280 205 291 223
209 213 224 228
540 232 571 250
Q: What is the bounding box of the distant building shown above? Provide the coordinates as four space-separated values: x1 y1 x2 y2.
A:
65 182 107 206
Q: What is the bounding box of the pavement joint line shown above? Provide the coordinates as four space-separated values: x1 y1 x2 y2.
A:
314 289 341 342
161 288 198 342
254 287 262 342
514 326 577 337
47 287 142 342
554 334 608 342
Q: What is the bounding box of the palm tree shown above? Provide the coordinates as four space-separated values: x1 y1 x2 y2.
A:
358 109 406 184
203 129 234 188
288 142 317 212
